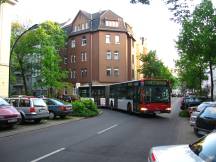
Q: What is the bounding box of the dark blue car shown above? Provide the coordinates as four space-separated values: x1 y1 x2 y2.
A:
43 98 72 119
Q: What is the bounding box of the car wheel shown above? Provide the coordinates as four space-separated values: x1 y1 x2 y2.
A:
49 112 55 120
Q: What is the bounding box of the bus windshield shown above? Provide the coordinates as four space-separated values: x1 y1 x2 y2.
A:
144 86 170 103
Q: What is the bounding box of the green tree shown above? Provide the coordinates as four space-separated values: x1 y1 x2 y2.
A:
0 0 7 4
138 50 177 87
11 21 67 96
176 0 216 100
176 53 208 95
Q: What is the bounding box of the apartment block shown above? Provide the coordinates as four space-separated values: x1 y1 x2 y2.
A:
63 10 136 86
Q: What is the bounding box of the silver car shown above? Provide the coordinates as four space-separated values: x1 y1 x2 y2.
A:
148 131 216 162
189 102 216 126
6 96 49 123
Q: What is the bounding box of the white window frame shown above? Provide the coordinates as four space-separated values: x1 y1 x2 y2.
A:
81 37 87 46
106 68 112 76
84 52 87 61
85 22 89 29
64 57 68 64
81 53 84 62
106 51 112 60
73 70 76 79
113 51 119 60
114 68 119 76
71 40 75 48
105 34 111 44
115 35 120 44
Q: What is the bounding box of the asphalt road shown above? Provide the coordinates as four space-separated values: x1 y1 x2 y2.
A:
0 98 198 162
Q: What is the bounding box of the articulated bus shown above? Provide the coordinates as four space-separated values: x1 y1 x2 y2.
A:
78 79 171 114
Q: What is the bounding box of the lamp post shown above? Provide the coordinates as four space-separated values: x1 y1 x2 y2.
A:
9 24 39 96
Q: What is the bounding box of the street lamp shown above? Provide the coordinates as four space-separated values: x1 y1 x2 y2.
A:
9 24 39 96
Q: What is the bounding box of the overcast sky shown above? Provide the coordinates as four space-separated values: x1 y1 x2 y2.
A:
12 0 197 68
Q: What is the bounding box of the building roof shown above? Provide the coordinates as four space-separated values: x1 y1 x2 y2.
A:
68 10 133 37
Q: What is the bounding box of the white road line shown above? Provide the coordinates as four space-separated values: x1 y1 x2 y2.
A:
97 124 118 135
30 148 65 162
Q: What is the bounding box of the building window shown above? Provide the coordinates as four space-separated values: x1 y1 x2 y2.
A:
115 35 120 44
74 26 77 32
72 70 76 79
113 51 119 60
85 22 89 29
81 36 87 46
81 68 87 77
106 51 112 60
105 35 111 43
114 68 119 76
64 57 67 64
71 55 76 63
106 67 112 76
82 24 85 30
70 71 73 79
81 52 87 61
105 21 119 27
71 40 75 48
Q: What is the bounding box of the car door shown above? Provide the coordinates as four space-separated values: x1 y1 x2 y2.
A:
45 99 58 113
19 99 31 117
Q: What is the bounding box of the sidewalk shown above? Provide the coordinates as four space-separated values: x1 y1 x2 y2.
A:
0 116 84 138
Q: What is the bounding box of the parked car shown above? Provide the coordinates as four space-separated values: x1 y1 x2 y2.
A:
43 98 72 119
61 95 79 102
6 96 49 123
194 106 216 136
180 95 210 110
0 97 21 128
189 102 216 126
148 131 216 162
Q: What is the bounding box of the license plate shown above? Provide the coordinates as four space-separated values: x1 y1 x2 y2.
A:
8 119 17 123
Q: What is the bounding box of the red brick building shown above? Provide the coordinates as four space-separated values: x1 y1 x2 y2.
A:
62 10 135 87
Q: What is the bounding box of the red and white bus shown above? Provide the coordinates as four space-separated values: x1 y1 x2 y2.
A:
78 79 171 114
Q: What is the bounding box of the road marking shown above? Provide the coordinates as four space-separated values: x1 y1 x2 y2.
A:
97 124 118 135
30 148 65 162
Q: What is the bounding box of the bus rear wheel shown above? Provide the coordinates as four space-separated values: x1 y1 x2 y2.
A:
127 103 132 114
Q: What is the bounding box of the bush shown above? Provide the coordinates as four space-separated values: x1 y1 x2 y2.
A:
179 110 190 118
72 99 99 117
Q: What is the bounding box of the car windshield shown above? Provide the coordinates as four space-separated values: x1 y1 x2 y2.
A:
33 98 46 107
200 107 216 119
197 102 216 112
0 98 10 106
197 103 210 112
190 132 216 162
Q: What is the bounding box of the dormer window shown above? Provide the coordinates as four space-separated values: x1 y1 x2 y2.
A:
105 20 119 27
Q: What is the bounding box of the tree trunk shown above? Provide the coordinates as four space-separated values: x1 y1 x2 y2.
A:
18 55 28 95
209 61 214 101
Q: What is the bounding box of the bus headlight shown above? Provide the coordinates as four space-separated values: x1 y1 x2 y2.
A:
140 107 148 111
165 108 171 111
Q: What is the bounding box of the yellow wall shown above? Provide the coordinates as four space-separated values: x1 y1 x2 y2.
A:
0 1 16 97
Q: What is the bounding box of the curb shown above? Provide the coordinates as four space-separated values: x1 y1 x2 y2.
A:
0 117 84 138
